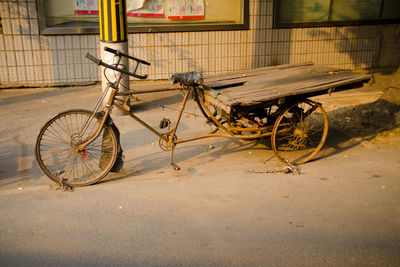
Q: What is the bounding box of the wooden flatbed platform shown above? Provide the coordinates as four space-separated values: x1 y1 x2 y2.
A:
203 62 371 107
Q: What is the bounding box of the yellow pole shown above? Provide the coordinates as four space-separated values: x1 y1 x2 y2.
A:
98 0 129 115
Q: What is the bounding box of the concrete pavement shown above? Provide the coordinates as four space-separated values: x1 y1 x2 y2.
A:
1 75 400 266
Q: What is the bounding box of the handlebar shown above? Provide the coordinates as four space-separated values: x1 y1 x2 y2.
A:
104 46 151 66
85 53 148 80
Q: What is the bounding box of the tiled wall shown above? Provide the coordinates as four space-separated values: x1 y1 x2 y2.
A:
0 0 398 87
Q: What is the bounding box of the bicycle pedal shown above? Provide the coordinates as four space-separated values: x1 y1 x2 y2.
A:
159 118 170 129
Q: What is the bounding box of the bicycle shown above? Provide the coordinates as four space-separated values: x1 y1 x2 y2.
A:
36 47 370 187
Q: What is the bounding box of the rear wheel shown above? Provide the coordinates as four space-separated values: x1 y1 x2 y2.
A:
35 109 118 186
271 100 328 165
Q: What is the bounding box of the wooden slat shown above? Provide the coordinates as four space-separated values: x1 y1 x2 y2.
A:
231 71 356 98
203 62 314 84
203 63 371 107
206 64 319 89
233 74 370 105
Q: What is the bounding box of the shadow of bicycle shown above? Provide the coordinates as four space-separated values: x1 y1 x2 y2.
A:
318 99 400 161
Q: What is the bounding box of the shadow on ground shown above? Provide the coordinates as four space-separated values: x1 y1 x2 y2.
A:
106 97 400 184
319 98 400 161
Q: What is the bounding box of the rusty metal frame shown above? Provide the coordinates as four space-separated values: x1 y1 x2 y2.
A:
80 57 274 169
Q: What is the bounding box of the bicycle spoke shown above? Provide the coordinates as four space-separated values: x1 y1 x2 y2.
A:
36 110 118 186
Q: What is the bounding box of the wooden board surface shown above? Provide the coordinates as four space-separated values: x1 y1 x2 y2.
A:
202 63 371 107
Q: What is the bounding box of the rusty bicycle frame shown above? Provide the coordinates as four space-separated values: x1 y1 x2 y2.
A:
36 47 343 187
84 52 277 170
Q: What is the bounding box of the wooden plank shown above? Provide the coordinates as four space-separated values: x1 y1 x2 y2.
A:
202 63 370 107
230 71 356 98
206 64 319 89
232 71 369 98
203 62 314 84
233 74 370 105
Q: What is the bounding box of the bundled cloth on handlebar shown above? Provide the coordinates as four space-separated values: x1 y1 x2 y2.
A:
170 71 203 86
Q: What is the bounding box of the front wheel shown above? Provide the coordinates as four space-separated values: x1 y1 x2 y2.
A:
271 100 328 165
35 109 118 186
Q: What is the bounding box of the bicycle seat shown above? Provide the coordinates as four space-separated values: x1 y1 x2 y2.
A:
170 71 203 86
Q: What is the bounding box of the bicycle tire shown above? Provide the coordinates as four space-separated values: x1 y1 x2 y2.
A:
35 109 118 186
271 99 328 165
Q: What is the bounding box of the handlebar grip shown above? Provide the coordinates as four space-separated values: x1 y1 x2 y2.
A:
85 53 102 65
104 46 151 66
104 46 118 55
85 53 148 80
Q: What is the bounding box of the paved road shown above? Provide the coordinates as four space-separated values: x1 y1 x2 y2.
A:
1 83 399 266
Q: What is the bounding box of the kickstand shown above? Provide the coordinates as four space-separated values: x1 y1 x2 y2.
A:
55 179 73 192
169 145 181 171
283 162 302 175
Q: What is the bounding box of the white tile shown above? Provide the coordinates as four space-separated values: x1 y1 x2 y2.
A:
0 52 6 66
73 50 82 64
215 31 222 44
88 35 96 48
56 36 65 49
31 35 40 50
11 19 21 34
208 31 216 45
216 44 222 57
58 65 67 80
82 63 90 78
8 2 19 18
74 64 83 79
66 64 75 80
34 66 43 82
240 43 247 57
13 35 23 50
41 50 52 65
1 18 12 34
72 35 81 49
155 34 163 47
26 65 35 81
42 65 53 80
40 35 49 49
202 32 208 45
0 67 10 82
29 19 39 34
17 66 27 82
189 32 198 45
51 50 58 64
22 35 32 50
64 35 73 49
202 45 209 59
33 50 42 65
8 66 18 82
0 2 10 18
140 33 148 47
24 51 33 65
18 2 28 18
27 1 37 18
208 44 215 58
65 50 74 64
146 33 155 46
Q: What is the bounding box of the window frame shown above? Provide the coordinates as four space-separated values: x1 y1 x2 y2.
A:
37 0 250 35
273 0 400 29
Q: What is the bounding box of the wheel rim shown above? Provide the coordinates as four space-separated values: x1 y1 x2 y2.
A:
36 110 117 186
272 100 328 165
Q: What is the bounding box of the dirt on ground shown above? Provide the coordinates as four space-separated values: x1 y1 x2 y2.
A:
313 67 400 151
1 68 400 266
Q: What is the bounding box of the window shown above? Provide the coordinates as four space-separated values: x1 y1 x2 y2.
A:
274 0 400 28
38 0 249 34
